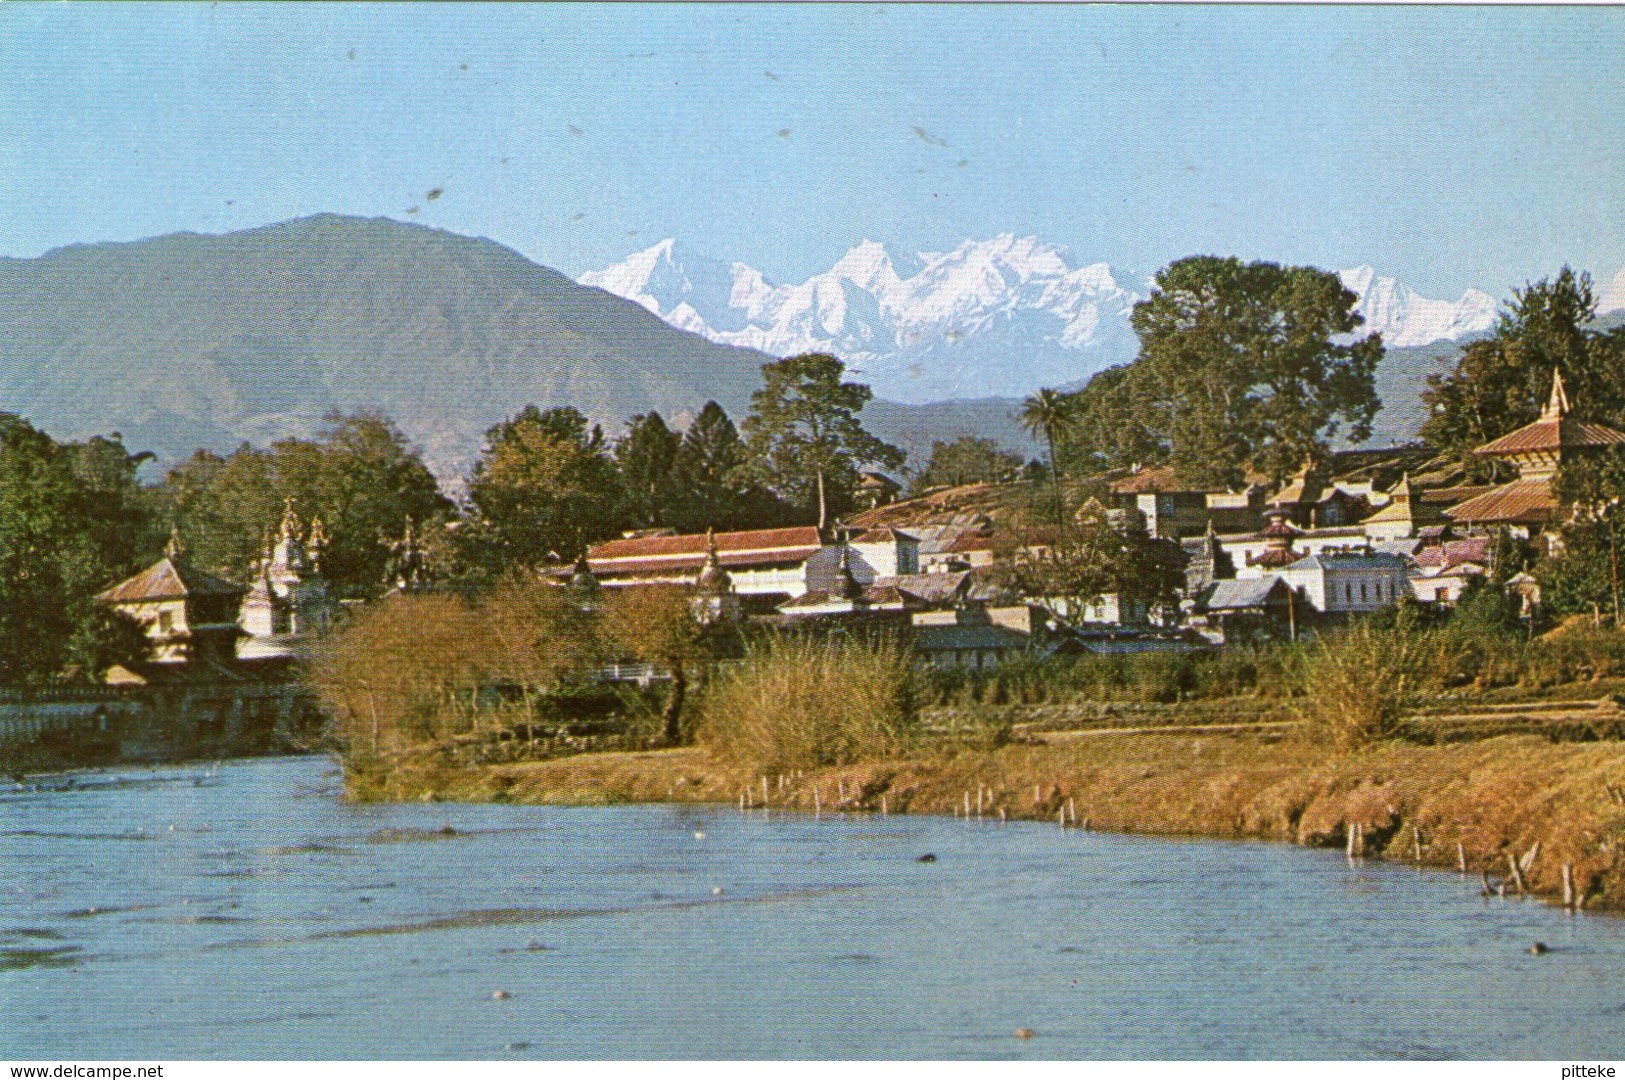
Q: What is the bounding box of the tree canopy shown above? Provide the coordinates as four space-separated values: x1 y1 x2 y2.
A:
1421 268 1625 478
912 435 1025 492
165 412 450 597
0 417 152 683
739 354 905 529
1065 257 1383 488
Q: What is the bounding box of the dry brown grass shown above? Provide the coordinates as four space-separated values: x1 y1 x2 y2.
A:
357 726 1625 912
696 634 920 772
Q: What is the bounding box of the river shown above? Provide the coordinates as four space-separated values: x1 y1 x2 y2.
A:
3 755 1624 1059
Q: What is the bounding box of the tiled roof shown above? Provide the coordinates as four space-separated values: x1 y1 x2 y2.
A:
1413 537 1493 570
589 527 823 574
1475 416 1625 457
1443 478 1560 525
98 558 245 604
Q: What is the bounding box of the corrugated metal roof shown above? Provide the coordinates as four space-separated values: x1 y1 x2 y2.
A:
1200 578 1291 611
913 624 1032 651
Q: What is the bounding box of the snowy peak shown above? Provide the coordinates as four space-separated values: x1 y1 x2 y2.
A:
1600 268 1625 315
580 240 1508 402
1338 265 1496 348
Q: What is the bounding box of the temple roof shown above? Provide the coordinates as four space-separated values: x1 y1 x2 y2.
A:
1473 370 1625 458
1443 477 1561 526
98 557 246 605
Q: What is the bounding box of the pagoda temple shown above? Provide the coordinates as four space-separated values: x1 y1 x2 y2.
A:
1446 371 1625 534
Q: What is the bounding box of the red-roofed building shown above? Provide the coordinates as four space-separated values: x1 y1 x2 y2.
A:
586 524 919 606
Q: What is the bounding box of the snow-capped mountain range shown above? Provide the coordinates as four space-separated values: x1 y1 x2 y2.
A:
581 236 1504 403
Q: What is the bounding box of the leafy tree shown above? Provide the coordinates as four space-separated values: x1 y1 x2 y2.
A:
740 354 905 529
598 583 730 745
1422 268 1625 478
989 505 1186 627
1542 446 1625 620
613 412 682 529
164 412 450 597
1057 363 1167 475
1096 256 1382 488
463 406 623 570
0 418 154 683
912 435 1025 491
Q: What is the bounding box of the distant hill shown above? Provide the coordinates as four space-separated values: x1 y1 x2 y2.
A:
0 214 1045 480
0 215 780 478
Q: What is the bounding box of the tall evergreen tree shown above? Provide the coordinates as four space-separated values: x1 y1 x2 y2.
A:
613 412 682 529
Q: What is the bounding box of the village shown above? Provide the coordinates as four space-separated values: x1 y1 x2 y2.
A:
14 363 1607 772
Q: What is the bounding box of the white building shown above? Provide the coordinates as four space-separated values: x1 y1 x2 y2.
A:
1278 549 1412 615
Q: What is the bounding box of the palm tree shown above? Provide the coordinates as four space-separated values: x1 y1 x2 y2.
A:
1021 388 1073 524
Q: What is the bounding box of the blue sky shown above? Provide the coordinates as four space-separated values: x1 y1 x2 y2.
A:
2 3 1621 299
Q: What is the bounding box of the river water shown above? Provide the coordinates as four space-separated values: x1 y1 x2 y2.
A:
3 755 1625 1059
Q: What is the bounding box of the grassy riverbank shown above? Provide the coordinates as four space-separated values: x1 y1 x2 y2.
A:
346 723 1625 913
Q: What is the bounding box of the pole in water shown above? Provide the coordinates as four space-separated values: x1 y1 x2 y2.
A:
976 787 984 817
999 807 1007 823
1562 862 1576 911
1058 808 1066 829
1067 797 1076 825
762 776 770 804
1413 825 1423 864
814 787 822 817
880 795 888 816
1346 822 1356 860
1507 852 1527 895
1034 783 1042 807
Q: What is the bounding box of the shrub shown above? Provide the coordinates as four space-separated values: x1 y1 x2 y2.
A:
697 634 920 771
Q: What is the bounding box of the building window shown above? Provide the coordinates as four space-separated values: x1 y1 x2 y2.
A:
158 610 173 634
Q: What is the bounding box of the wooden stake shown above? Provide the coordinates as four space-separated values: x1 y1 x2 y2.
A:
1058 808 1066 828
1507 852 1527 895
1034 783 1042 807
999 807 1007 822
880 795 888 816
1457 841 1468 874
1562 862 1576 911
1083 817 1092 832
1067 797 1076 825
1413 825 1423 864
814 787 821 816
762 776 770 804
964 791 971 817
976 787 984 816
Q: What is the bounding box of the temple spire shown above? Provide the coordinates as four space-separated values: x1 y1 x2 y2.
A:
1542 369 1570 421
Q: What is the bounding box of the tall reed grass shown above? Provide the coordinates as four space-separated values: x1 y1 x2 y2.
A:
697 634 920 771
